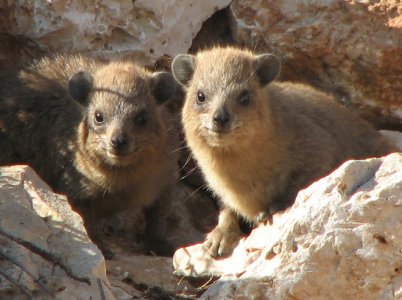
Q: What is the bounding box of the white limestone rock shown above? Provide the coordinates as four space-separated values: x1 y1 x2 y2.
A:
174 153 402 299
1 0 231 63
0 165 114 299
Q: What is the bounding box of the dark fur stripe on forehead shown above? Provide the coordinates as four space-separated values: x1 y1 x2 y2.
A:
91 83 148 102
94 62 150 96
86 62 154 124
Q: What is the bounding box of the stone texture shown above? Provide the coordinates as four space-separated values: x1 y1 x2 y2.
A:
0 0 231 65
0 165 218 299
1 0 400 131
0 165 114 299
230 0 402 130
174 152 402 299
107 253 201 299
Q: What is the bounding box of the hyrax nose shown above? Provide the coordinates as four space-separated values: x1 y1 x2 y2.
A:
213 108 230 127
110 133 127 150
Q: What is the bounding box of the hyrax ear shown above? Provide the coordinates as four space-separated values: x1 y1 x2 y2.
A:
150 71 176 105
171 54 196 87
68 71 93 103
254 54 281 86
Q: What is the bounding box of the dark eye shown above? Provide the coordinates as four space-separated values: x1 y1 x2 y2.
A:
94 111 104 124
196 90 206 104
135 111 148 127
238 90 250 106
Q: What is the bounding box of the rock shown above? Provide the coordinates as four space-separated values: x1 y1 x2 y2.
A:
189 6 236 52
230 0 402 130
0 165 114 299
0 0 231 64
107 253 196 299
0 165 217 299
1 0 400 130
173 152 402 299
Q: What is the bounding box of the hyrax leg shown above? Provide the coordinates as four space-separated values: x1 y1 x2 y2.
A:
203 207 242 257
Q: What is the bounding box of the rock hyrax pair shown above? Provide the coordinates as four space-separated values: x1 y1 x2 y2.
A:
0 55 179 258
172 47 397 257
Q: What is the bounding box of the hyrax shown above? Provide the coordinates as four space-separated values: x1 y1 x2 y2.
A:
172 47 397 257
0 55 178 258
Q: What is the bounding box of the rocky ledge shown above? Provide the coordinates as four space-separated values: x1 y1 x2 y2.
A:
0 166 113 299
0 165 215 299
174 150 402 299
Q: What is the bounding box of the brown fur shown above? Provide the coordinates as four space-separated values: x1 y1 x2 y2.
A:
0 55 179 257
172 47 397 257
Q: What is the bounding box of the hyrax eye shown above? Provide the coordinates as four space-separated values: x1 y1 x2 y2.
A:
135 111 148 127
238 90 250 106
94 111 104 124
196 90 206 104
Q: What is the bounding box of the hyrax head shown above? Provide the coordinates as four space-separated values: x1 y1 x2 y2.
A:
68 62 176 167
172 47 280 148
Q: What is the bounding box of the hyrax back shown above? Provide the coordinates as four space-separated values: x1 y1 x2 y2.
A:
0 55 178 257
172 47 397 257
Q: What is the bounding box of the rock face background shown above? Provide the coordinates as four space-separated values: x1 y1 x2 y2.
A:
231 0 402 130
0 0 231 65
0 0 401 299
1 0 400 128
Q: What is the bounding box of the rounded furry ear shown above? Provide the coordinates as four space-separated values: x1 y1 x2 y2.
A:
68 71 93 103
254 54 281 86
171 54 196 87
151 71 176 105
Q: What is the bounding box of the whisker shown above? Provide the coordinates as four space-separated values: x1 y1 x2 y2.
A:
168 128 185 139
182 183 208 203
170 144 190 154
177 154 193 173
180 165 199 181
253 34 262 52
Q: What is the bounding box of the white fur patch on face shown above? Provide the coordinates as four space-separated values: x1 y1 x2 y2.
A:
200 114 241 133
200 123 243 148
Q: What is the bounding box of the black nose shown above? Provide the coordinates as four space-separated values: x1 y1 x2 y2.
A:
110 134 127 149
213 108 230 126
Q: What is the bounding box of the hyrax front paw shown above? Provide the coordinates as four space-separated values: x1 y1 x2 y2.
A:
203 226 242 258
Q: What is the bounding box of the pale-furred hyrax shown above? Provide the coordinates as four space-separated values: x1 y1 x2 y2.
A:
172 47 397 257
0 55 178 258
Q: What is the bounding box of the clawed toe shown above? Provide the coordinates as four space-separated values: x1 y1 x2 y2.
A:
203 226 242 258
